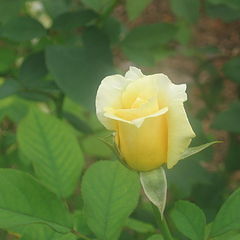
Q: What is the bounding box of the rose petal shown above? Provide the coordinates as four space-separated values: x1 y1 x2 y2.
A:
95 74 129 130
167 103 196 169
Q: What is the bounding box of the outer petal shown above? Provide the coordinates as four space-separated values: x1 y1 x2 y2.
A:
95 74 129 130
125 66 144 80
116 112 168 171
167 103 196 169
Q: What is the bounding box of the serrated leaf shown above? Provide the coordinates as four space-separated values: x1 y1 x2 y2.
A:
140 167 167 217
1 16 46 41
180 141 221 160
82 161 140 240
18 108 84 198
170 200 206 240
0 169 72 233
210 188 240 237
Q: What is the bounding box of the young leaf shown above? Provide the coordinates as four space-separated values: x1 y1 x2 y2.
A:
210 188 240 237
82 161 140 240
18 108 84 198
0 169 72 233
170 200 206 240
180 141 221 160
140 167 167 217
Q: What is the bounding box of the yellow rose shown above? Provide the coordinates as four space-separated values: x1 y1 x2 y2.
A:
96 67 195 171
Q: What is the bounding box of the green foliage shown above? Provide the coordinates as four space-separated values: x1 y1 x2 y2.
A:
122 23 177 65
0 169 72 232
18 108 84 198
46 28 113 107
81 0 116 13
82 161 140 240
212 102 240 133
1 16 46 42
210 188 240 237
0 0 238 239
19 51 48 88
170 0 200 23
223 57 240 84
126 0 153 20
170 200 206 240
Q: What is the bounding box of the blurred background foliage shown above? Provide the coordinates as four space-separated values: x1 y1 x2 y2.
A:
0 0 239 239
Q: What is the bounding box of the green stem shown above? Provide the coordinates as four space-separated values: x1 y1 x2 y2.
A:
152 204 174 240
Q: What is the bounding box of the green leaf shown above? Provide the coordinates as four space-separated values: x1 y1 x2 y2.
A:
0 0 23 23
0 80 21 99
46 27 113 107
122 23 176 65
19 51 48 88
206 2 240 22
140 167 167 217
126 0 153 20
223 57 240 83
20 225 76 240
125 218 155 233
1 16 46 41
210 188 240 237
81 0 116 13
170 0 200 23
73 211 92 236
147 234 164 240
180 141 221 160
53 10 98 31
17 108 84 198
40 0 69 18
0 96 30 123
82 161 140 240
212 231 240 240
212 102 240 133
63 112 93 134
0 48 16 73
170 200 206 240
208 0 240 10
0 168 72 233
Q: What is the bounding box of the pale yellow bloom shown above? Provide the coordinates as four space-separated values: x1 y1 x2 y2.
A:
96 67 195 171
